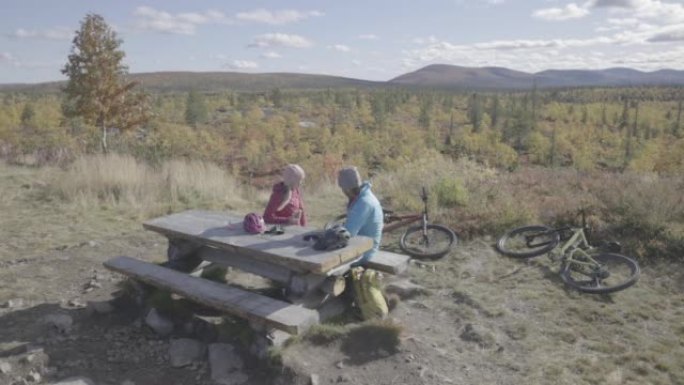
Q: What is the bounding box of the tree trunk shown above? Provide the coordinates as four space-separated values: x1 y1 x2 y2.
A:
676 98 682 137
99 114 108 154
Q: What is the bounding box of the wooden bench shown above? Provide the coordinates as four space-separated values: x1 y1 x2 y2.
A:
366 250 410 275
105 256 318 334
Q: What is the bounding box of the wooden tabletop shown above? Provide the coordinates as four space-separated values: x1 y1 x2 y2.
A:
143 210 373 274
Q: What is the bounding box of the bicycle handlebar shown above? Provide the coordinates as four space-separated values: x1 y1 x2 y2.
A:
420 186 428 203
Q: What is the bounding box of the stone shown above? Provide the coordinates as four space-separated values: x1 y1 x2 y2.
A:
267 330 292 348
336 374 351 383
44 314 73 334
121 381 135 385
2 298 24 309
249 335 269 360
309 374 320 385
50 377 96 385
208 343 245 385
169 339 205 368
26 371 41 382
145 308 173 336
460 323 496 349
21 354 36 364
67 299 86 309
0 361 11 373
384 280 429 299
86 301 114 315
335 361 344 369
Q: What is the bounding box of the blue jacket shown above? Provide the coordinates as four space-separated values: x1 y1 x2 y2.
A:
345 182 383 263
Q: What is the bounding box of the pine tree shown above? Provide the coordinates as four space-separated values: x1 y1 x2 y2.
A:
62 14 150 153
185 91 208 127
467 93 482 133
20 103 35 127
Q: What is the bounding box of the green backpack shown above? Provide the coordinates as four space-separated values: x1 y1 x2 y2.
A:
350 267 389 320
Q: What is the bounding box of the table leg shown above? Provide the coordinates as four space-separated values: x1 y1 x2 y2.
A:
163 237 203 272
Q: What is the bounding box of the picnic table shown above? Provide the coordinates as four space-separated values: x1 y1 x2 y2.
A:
104 210 409 335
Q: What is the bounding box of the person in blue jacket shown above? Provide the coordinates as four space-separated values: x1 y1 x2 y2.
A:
337 166 383 265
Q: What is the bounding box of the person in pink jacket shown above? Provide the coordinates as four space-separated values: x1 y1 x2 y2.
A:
263 164 307 226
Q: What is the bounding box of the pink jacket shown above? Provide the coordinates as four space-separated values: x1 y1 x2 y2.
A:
263 182 307 226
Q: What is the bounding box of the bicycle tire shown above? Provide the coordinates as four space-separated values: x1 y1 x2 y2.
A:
324 214 347 230
496 225 560 258
560 252 640 294
400 224 457 260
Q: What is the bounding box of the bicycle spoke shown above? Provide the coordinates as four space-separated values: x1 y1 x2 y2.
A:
403 228 452 255
561 253 639 294
504 232 556 254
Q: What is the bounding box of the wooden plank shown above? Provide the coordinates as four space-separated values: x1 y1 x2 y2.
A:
104 256 318 334
366 250 410 275
196 246 295 283
143 210 373 274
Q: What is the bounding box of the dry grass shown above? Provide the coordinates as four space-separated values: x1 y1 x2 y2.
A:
6 151 683 263
50 154 252 218
406 241 684 385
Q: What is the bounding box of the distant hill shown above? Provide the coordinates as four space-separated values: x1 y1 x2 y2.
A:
390 64 684 90
2 65 684 93
0 71 383 93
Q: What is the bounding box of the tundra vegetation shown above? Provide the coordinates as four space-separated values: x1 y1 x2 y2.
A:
1 84 683 262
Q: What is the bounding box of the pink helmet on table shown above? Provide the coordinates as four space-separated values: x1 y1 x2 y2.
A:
243 213 266 234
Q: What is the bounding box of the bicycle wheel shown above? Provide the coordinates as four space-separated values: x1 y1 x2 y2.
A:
496 225 560 258
560 253 640 294
399 224 457 259
324 214 347 230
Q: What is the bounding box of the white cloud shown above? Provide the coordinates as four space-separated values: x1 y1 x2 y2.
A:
352 60 362 66
261 51 282 59
249 33 313 48
486 0 506 4
358 34 379 40
591 0 644 8
0 52 15 63
236 9 323 24
0 54 62 69
648 27 684 42
8 27 72 40
330 44 351 52
412 36 439 44
225 60 259 70
533 3 590 20
133 6 229 35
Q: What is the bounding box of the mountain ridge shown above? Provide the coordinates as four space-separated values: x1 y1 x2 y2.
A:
2 64 684 93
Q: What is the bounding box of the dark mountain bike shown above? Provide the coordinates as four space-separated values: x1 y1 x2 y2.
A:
325 187 457 259
495 210 640 294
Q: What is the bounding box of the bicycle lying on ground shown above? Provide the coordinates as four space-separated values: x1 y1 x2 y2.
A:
325 186 457 259
495 211 640 294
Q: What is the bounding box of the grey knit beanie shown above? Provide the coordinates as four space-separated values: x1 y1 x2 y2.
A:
338 167 362 190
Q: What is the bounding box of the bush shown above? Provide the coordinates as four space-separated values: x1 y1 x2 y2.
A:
433 177 468 208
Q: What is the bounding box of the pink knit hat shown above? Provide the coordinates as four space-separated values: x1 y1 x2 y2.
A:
282 164 305 187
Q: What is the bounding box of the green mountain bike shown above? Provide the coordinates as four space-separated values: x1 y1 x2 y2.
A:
495 212 640 294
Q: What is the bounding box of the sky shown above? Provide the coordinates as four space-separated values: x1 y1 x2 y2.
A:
1 0 684 84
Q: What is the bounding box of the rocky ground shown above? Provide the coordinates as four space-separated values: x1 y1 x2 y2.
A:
1 166 683 385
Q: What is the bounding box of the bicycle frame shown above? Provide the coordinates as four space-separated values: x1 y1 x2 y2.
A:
382 187 429 233
549 227 601 268
382 212 422 232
